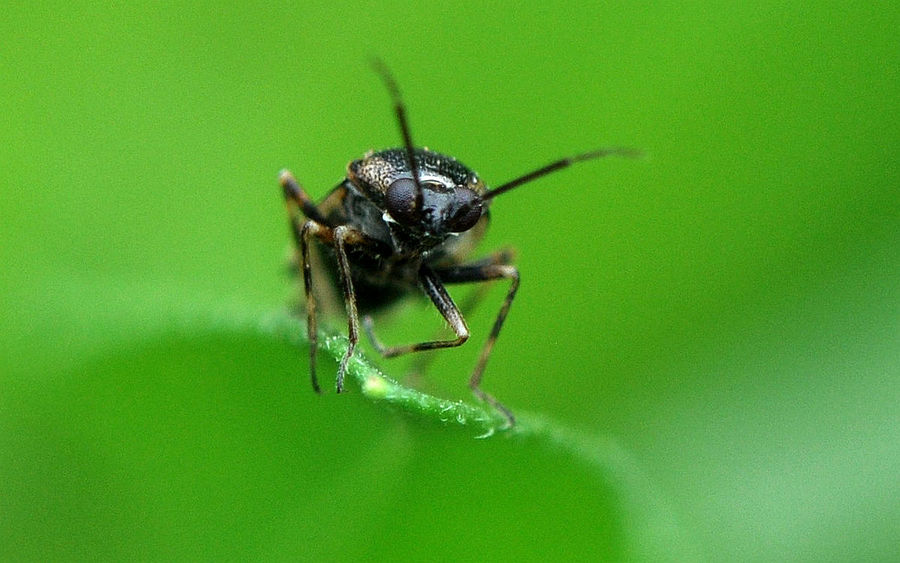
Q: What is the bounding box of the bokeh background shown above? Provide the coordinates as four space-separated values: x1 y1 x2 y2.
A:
2 2 897 560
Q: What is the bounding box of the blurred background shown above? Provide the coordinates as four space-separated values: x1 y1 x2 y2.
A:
1 2 897 560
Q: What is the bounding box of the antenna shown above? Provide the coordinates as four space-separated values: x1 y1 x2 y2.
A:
484 147 642 200
372 58 424 212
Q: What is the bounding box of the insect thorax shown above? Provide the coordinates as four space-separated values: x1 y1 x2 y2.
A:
348 148 484 201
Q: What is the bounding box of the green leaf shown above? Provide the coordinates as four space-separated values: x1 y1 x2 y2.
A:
1 289 692 560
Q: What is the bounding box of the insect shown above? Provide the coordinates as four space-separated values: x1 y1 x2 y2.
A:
279 61 636 425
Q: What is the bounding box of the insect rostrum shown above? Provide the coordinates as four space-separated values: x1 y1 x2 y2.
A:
280 61 636 426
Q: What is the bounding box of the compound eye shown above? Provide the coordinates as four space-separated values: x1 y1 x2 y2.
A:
385 178 420 225
447 188 483 232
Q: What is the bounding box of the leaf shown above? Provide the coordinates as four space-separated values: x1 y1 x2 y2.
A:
244 308 691 560
1 288 693 560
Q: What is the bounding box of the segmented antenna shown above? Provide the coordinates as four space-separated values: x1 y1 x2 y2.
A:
484 147 643 200
372 58 424 212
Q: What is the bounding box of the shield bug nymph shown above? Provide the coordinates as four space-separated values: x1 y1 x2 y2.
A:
279 60 637 425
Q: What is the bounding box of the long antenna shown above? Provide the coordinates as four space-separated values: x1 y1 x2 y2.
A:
483 147 642 201
372 58 423 211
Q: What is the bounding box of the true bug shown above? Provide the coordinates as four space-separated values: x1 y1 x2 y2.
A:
280 61 636 425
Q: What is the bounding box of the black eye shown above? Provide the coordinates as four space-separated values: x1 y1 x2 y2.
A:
385 178 420 225
447 188 483 232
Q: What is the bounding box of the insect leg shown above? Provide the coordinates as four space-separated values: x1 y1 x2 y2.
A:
435 261 520 425
280 169 330 226
452 247 516 270
292 214 381 393
363 266 470 357
298 220 330 393
398 284 488 379
332 225 370 393
281 169 332 393
369 248 516 377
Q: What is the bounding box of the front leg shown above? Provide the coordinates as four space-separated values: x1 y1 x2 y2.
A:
362 258 518 424
297 220 330 393
435 261 520 425
297 221 384 394
362 265 470 358
331 225 368 393
365 248 516 378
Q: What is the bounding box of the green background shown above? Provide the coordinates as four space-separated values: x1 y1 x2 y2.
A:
2 2 897 560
